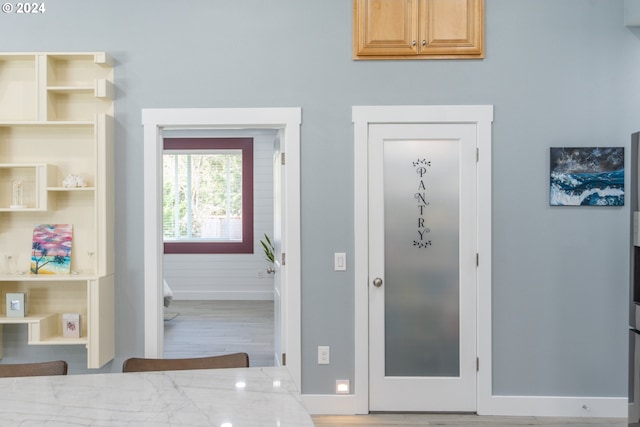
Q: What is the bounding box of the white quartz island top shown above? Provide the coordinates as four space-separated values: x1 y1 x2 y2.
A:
0 366 314 426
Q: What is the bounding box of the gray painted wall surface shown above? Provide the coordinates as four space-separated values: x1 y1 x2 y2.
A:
0 0 636 397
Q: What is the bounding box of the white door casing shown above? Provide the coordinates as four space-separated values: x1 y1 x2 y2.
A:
352 105 493 414
142 107 302 388
273 131 284 366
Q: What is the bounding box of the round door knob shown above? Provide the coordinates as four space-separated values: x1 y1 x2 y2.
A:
373 278 383 288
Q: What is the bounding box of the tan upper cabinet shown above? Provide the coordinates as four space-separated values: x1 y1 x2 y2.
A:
354 0 484 59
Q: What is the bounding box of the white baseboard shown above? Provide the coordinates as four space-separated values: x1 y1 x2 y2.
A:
172 290 274 301
482 395 627 418
303 394 362 415
303 394 628 418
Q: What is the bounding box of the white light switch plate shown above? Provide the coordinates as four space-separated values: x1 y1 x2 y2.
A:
334 253 346 271
318 346 330 364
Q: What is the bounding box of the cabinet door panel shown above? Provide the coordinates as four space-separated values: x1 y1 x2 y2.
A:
419 0 483 57
354 0 418 56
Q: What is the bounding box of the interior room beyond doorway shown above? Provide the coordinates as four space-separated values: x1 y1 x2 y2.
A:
161 128 279 366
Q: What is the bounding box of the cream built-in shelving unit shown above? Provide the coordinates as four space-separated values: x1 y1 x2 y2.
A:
0 52 114 368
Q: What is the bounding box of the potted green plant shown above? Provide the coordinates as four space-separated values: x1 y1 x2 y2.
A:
260 234 275 273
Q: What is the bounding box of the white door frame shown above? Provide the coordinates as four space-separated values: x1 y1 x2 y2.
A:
352 105 493 414
142 107 302 389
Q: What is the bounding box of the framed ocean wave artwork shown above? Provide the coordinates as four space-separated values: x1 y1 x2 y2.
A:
549 147 624 206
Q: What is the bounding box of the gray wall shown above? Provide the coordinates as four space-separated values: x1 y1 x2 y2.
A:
0 0 636 397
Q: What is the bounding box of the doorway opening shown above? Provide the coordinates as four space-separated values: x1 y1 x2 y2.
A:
142 107 302 388
161 128 278 366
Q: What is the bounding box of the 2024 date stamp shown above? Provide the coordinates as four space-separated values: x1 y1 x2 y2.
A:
2 2 46 13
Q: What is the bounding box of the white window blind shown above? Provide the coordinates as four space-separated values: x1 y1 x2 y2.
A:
163 150 243 242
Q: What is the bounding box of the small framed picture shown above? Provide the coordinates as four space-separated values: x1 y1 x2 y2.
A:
62 313 81 338
7 292 27 317
6 293 26 317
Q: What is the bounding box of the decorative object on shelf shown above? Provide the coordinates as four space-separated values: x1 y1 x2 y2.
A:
62 313 81 338
8 253 28 276
31 224 73 274
3 255 13 275
10 180 27 209
6 293 26 317
62 174 87 188
550 147 624 206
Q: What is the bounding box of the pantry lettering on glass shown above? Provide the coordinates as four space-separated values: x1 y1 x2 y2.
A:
413 159 432 248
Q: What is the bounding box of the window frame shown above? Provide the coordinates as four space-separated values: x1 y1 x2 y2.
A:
162 137 254 254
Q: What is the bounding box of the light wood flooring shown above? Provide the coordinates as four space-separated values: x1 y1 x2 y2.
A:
164 302 626 427
163 300 274 367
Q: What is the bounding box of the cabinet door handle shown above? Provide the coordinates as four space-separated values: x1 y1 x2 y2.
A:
412 40 416 46
422 40 427 46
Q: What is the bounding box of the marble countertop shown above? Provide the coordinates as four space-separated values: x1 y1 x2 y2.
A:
0 366 314 426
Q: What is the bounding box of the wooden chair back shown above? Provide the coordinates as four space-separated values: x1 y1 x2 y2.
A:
122 352 249 373
0 360 68 378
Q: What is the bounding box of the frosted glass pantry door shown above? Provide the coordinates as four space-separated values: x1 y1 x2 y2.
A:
368 123 477 412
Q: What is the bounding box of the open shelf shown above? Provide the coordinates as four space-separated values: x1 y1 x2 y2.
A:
46 54 112 87
46 92 112 122
0 121 94 127
0 314 54 323
0 55 36 121
0 314 88 345
48 187 95 192
0 164 48 210
47 79 113 99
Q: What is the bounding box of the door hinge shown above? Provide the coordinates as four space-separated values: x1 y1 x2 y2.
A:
476 357 479 371
282 252 286 266
282 353 286 366
476 253 479 267
281 152 286 165
476 147 479 162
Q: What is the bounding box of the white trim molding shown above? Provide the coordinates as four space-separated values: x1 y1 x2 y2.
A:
303 395 362 415
485 396 627 418
301 395 627 418
141 107 302 389
352 105 493 415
